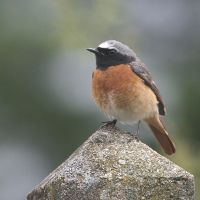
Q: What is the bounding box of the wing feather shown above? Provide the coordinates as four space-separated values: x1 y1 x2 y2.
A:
130 61 166 115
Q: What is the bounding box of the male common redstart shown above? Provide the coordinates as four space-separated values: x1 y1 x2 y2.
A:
87 40 175 155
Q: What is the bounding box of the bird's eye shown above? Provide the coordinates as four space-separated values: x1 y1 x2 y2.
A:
108 49 117 55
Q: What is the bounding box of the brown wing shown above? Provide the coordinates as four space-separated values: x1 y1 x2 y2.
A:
130 61 166 115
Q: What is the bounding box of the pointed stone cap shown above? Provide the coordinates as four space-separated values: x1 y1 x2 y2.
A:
27 125 195 200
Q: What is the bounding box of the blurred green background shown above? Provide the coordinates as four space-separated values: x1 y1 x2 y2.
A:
0 0 200 199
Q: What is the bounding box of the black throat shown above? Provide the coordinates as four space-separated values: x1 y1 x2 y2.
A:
95 55 135 70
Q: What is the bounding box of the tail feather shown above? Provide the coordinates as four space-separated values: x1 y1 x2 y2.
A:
146 117 176 155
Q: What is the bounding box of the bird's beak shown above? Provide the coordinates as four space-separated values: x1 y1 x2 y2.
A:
86 48 98 54
86 48 103 55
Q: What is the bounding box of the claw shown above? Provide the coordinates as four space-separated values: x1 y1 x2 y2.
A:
100 119 117 128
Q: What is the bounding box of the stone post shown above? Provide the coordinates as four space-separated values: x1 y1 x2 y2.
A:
27 125 195 200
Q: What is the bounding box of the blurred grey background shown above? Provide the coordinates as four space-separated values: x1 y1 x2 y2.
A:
0 0 200 199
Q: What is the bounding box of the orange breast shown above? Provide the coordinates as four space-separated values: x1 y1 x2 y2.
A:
92 64 142 109
92 64 158 122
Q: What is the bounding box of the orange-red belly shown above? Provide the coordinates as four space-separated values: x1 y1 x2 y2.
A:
92 64 158 124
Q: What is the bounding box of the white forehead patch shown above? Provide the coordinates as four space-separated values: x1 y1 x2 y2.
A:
98 41 111 48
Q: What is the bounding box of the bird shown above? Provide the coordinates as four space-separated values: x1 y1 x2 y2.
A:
87 40 176 155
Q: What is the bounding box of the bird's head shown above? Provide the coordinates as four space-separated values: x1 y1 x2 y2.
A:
87 40 136 69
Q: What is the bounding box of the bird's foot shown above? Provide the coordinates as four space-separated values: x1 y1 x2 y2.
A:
130 132 140 142
100 119 117 128
131 120 141 141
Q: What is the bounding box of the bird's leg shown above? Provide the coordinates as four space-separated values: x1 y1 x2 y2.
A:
133 120 141 141
101 119 117 128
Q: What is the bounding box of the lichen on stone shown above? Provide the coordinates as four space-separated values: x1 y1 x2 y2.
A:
27 125 195 200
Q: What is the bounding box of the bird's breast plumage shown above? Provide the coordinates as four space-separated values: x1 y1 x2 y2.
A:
92 64 158 123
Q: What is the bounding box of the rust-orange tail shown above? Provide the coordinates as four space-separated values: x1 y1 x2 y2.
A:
146 117 176 155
